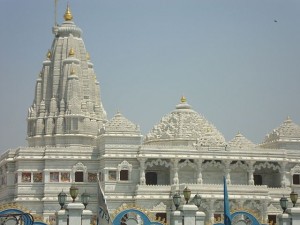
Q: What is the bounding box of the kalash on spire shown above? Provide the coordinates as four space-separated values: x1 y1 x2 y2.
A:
27 5 107 147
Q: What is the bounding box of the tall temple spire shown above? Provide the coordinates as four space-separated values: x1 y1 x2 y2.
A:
27 5 107 147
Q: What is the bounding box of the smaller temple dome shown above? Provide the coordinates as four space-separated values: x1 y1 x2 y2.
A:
145 98 226 146
263 117 300 142
104 112 140 135
228 132 256 149
260 117 300 149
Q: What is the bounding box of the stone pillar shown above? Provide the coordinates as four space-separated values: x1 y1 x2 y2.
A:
196 160 203 184
277 213 291 225
82 209 93 225
181 205 198 225
171 210 183 225
195 211 206 225
171 207 205 225
56 209 68 225
287 207 300 224
66 202 84 225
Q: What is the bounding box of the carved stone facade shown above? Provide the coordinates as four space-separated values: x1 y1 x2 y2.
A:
1 5 300 225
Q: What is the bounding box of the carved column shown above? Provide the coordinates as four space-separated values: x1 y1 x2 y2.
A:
207 199 215 225
247 161 255 185
224 161 231 185
261 200 269 224
172 159 179 185
280 162 287 188
138 158 146 185
196 160 203 184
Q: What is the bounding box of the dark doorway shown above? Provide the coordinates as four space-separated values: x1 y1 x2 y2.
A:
146 172 157 185
254 174 262 185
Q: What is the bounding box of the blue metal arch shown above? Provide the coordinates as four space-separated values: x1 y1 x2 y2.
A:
0 208 48 225
214 211 261 225
113 209 164 225
231 211 261 225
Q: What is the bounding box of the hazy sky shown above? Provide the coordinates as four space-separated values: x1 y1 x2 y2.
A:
1 0 300 152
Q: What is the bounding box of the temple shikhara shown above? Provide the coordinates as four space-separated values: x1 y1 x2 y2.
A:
1 5 300 225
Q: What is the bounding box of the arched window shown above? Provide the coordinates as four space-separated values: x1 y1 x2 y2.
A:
293 174 300 185
72 162 87 182
118 161 132 182
75 171 84 182
120 170 129 181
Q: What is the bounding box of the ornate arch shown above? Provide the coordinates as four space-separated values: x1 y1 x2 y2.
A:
202 160 224 170
72 162 87 173
230 161 248 170
118 160 132 172
145 159 171 168
290 164 300 175
178 159 196 169
254 162 280 171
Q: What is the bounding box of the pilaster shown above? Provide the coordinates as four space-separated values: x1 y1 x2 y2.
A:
172 159 179 185
196 159 203 184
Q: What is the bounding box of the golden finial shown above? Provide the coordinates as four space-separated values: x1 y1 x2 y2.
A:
86 52 90 60
181 96 187 103
69 48 75 57
64 4 73 21
46 50 51 59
